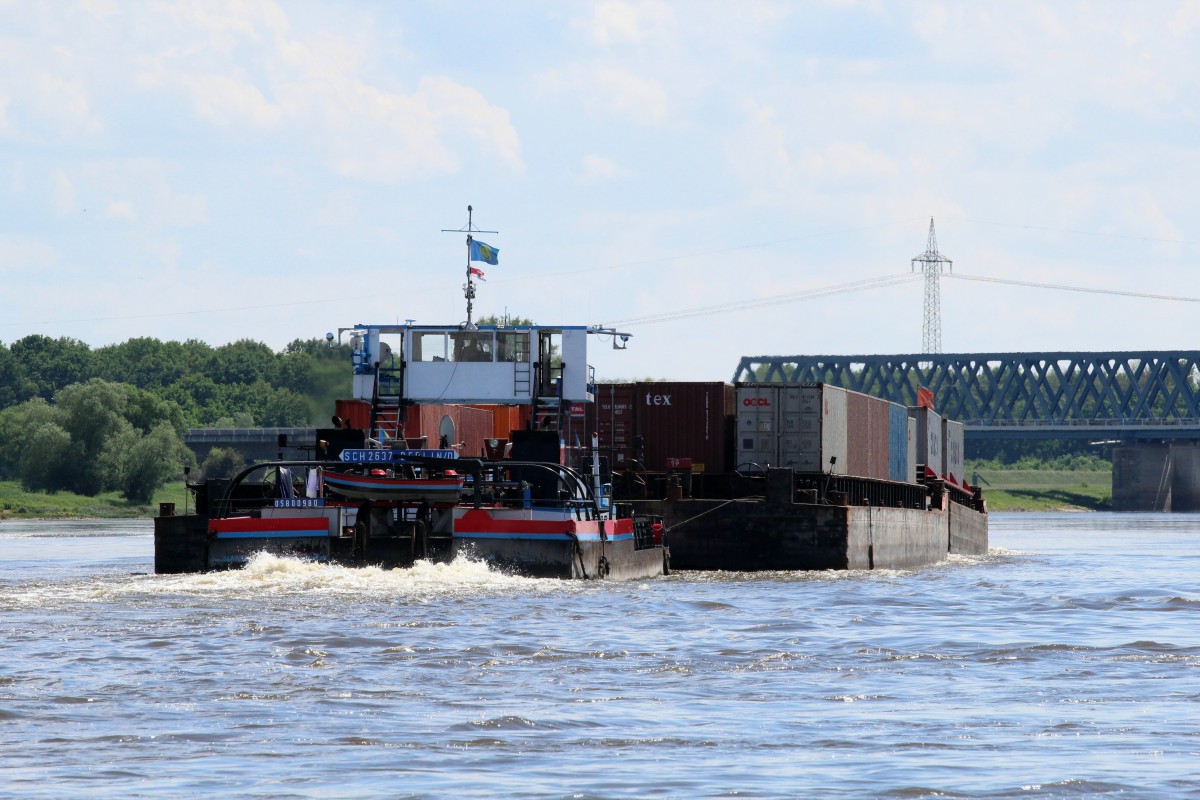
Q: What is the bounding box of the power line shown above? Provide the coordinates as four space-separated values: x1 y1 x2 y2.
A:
608 274 921 326
944 273 1200 303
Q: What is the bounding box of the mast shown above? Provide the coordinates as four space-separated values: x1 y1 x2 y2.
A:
441 205 498 329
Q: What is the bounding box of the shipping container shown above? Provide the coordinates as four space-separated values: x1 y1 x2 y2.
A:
837 390 893 481
737 384 782 469
908 406 943 479
888 402 909 482
587 383 637 467
635 381 734 473
906 417 917 483
942 418 965 487
845 390 870 477
742 383 850 475
866 394 892 480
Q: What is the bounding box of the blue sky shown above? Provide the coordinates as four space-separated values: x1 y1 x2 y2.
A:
2 1 1198 381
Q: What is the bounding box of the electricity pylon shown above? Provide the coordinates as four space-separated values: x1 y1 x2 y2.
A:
911 218 952 353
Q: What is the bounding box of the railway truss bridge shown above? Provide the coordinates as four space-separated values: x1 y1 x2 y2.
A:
732 351 1200 510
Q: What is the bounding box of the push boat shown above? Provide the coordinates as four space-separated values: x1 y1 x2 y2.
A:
157 437 669 579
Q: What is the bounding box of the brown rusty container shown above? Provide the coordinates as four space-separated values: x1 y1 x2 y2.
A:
634 381 735 473
588 384 638 468
845 390 869 477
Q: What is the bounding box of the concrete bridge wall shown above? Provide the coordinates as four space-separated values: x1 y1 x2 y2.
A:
1112 442 1200 511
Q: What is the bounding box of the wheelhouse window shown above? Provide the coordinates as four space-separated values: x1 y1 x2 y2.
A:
497 332 530 362
413 332 448 362
451 331 494 362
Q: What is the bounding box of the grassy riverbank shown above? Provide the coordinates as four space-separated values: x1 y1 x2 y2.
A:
0 480 189 519
969 467 1112 512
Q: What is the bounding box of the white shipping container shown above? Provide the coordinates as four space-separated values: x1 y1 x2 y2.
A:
736 385 779 467
780 384 847 474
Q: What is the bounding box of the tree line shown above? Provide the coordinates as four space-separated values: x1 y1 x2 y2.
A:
0 334 351 501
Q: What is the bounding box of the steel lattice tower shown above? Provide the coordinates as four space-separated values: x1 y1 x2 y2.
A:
911 218 952 353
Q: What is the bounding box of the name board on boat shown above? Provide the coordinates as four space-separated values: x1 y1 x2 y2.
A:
339 448 459 463
273 498 326 508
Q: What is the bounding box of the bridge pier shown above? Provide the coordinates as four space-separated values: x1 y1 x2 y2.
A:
1112 442 1200 512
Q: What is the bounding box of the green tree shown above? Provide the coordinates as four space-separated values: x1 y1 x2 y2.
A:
0 398 57 478
93 337 186 389
257 383 310 427
0 344 35 407
199 446 246 480
20 421 73 493
208 339 275 385
99 421 194 503
8 334 93 400
54 380 134 493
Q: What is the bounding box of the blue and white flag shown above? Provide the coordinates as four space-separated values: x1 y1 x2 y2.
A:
469 238 499 265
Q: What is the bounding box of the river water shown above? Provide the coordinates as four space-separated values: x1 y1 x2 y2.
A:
1 513 1198 799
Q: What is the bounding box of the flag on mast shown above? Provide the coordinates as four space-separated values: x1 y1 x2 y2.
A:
470 266 486 281
469 238 499 265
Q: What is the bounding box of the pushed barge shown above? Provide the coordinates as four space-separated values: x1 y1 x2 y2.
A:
156 214 985 577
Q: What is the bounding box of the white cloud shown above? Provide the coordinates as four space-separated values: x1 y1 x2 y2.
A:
180 71 284 128
545 64 668 125
105 200 137 221
53 170 75 213
579 154 631 182
35 72 104 136
581 0 676 46
801 142 900 178
80 160 208 228
75 0 118 19
133 6 521 181
1170 0 1200 35
0 235 58 272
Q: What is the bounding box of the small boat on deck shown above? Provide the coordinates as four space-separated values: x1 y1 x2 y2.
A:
320 470 465 502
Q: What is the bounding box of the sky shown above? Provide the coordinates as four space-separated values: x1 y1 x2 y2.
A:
2 0 1199 383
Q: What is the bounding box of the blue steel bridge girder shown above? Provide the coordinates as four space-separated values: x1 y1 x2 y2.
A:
733 351 1200 428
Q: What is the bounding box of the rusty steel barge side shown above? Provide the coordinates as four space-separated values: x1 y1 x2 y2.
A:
638 468 988 572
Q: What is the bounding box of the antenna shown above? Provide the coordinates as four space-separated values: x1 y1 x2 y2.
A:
911 218 952 353
442 205 498 329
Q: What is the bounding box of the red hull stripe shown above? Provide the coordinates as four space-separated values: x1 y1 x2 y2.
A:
454 509 635 540
211 517 330 536
456 531 635 542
